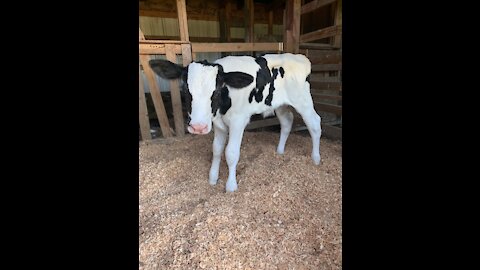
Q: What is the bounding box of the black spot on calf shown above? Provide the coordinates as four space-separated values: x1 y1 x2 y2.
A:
265 68 279 106
249 56 272 103
279 67 285 78
211 86 231 116
306 74 311 83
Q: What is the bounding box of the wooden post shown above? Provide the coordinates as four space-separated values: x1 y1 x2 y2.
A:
284 0 301 53
165 44 185 137
244 0 254 44
268 10 274 37
331 0 342 48
139 65 152 140
176 0 189 41
139 28 173 137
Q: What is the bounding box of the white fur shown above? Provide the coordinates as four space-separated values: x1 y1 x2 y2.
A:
194 53 321 192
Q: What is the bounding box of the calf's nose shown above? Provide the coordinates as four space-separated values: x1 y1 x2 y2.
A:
189 123 208 134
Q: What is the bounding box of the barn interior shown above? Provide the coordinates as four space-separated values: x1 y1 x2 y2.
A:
139 0 342 141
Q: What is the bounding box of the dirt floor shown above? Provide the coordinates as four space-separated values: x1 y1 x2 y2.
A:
139 130 342 270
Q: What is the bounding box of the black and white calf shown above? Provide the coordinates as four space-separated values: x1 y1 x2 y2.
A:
149 53 321 192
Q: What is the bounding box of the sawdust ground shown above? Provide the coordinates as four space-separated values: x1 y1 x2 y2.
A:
139 131 342 270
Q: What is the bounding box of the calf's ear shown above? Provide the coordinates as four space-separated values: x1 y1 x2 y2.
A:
149 59 187 80
221 71 254 89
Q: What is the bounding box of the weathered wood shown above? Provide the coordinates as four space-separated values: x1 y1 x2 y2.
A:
309 76 341 83
331 0 342 48
322 124 342 140
310 81 342 91
176 0 189 41
139 43 166 55
284 0 301 53
300 25 342 43
181 43 192 66
144 36 245 43
301 0 337 14
191 42 283 52
140 40 190 44
268 10 274 36
139 55 173 137
311 93 342 101
300 43 333 50
311 64 342 71
139 65 152 140
314 102 342 115
308 50 342 64
244 0 254 43
165 44 185 137
246 117 280 130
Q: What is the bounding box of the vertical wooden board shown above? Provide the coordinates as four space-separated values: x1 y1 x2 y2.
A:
284 0 301 53
165 44 185 136
176 0 189 41
139 65 152 140
332 0 342 48
139 55 173 138
244 0 254 43
181 43 192 66
292 0 301 53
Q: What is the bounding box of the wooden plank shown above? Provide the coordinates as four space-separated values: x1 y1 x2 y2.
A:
244 0 254 43
165 44 185 137
331 0 342 48
300 25 342 43
322 124 342 140
181 43 192 66
309 76 341 83
308 51 342 64
246 117 280 130
139 55 173 137
310 81 342 91
300 43 333 50
268 10 274 36
311 64 342 71
139 43 166 55
139 65 152 140
314 102 342 115
301 0 337 15
176 0 189 41
311 93 342 101
144 36 244 43
284 0 301 53
191 42 283 53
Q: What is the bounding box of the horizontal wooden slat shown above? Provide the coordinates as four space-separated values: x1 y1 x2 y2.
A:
314 102 342 115
311 64 342 71
310 81 342 90
301 0 337 14
312 93 342 101
308 50 342 64
140 43 183 55
322 124 342 140
246 117 280 130
300 25 342 43
140 40 190 44
191 42 283 52
309 76 341 83
300 43 333 50
145 35 246 43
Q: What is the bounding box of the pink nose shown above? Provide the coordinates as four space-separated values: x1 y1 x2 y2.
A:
189 123 208 134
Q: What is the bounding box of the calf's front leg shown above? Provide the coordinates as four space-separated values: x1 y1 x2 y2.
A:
209 126 227 185
224 119 248 192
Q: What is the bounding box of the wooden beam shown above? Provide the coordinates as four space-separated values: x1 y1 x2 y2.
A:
244 0 254 43
314 102 342 115
181 43 192 66
144 35 244 42
139 65 152 140
308 50 342 64
300 25 342 43
191 42 283 52
284 0 301 53
311 93 342 101
268 10 274 36
165 44 185 136
139 55 173 137
321 124 342 140
309 76 340 83
176 0 189 41
301 0 337 15
331 0 342 48
310 81 342 91
311 64 342 71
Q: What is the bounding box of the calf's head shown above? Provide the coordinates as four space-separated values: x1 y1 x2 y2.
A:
149 59 253 135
